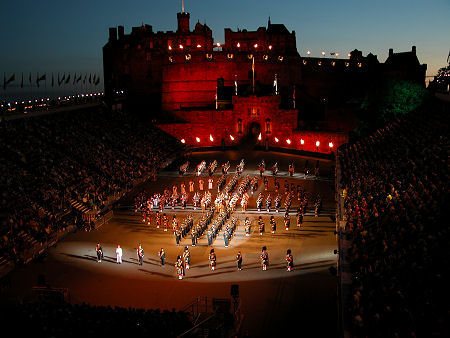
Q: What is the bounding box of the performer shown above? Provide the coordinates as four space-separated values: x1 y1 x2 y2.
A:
199 178 204 191
209 249 216 271
208 177 214 190
189 179 194 193
115 244 122 264
297 211 303 228
264 176 269 191
288 161 294 177
284 213 290 231
261 246 269 271
266 193 272 212
95 242 103 262
272 162 278 176
193 192 200 210
175 256 184 279
258 216 265 235
256 193 263 212
183 246 191 270
270 215 276 233
163 213 169 231
244 217 251 236
156 211 161 228
175 228 181 246
191 227 197 246
224 231 229 248
137 244 144 265
274 177 280 192
259 159 265 177
158 248 165 266
286 249 294 271
236 251 243 270
172 215 179 235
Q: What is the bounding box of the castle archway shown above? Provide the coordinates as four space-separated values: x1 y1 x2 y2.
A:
247 121 261 138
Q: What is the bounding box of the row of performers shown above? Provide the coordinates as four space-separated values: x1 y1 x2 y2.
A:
258 159 320 177
180 159 244 177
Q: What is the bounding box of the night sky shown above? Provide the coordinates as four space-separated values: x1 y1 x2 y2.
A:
1 0 449 99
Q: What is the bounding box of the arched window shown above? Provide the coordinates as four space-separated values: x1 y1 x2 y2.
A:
265 118 271 134
237 119 243 134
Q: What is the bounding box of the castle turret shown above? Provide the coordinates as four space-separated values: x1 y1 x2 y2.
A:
177 12 190 33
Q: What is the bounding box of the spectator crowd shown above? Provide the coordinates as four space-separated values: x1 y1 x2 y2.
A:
339 101 449 337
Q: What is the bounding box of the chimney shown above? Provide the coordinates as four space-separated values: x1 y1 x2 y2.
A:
389 48 393 57
118 26 124 39
412 46 416 55
109 27 117 41
177 12 190 33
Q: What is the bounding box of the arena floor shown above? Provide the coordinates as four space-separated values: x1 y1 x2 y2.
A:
1 150 338 337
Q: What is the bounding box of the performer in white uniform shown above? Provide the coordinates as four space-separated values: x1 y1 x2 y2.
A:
116 244 123 264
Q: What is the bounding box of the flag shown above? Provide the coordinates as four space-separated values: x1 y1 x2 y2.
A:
73 72 77 85
95 76 100 86
21 73 24 88
76 74 82 83
83 73 87 84
59 73 65 86
36 73 46 88
89 73 92 84
51 73 54 87
93 74 97 85
65 73 71 84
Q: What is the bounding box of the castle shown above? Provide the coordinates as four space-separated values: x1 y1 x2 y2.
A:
103 8 426 153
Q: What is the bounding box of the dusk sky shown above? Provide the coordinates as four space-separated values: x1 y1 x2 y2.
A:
1 0 449 98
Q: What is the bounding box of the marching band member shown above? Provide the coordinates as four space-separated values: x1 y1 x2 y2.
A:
115 244 122 264
137 244 144 265
183 246 191 270
236 251 243 270
270 215 276 233
261 246 269 270
258 216 265 235
158 248 165 266
286 249 294 271
244 217 251 236
175 256 184 279
209 249 216 270
95 242 103 262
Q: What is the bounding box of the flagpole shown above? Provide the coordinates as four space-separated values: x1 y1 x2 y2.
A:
252 56 255 94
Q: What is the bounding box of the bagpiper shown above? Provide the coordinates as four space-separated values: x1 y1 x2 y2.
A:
286 249 294 271
270 215 276 233
222 161 230 175
208 177 214 190
272 162 278 176
275 194 282 212
264 176 269 191
236 251 243 270
244 217 251 236
261 246 269 270
256 193 263 211
193 192 200 210
189 179 195 192
191 227 197 246
274 177 280 192
259 159 265 177
266 193 272 212
156 211 161 228
137 244 144 265
209 249 216 271
163 213 169 231
258 216 265 235
183 246 191 270
288 161 294 177
284 213 290 231
175 256 184 279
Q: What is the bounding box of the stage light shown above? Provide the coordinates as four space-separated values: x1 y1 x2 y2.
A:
306 50 311 55
258 133 262 141
347 53 351 57
268 45 272 50
254 43 258 48
237 42 240 48
321 51 326 56
335 52 339 57
179 44 184 49
216 42 221 47
210 134 214 142
274 137 279 143
181 139 186 144
168 45 172 50
286 139 291 144
329 142 334 148
197 44 202 48
316 140 320 147
230 135 235 141
300 139 305 145
196 137 200 143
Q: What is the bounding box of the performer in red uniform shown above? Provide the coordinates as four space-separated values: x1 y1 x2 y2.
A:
209 249 216 271
261 246 269 271
175 256 184 280
286 249 294 271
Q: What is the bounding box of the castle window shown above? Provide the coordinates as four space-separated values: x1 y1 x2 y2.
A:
345 62 349 67
185 54 191 61
237 119 243 134
278 55 284 62
265 118 271 134
357 62 362 68
227 53 234 60
149 41 153 49
263 55 269 61
146 52 151 62
303 60 307 65
206 53 213 60
331 61 336 67
247 54 253 60
186 38 191 46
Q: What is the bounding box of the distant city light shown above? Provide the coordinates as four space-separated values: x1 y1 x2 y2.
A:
168 45 172 50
